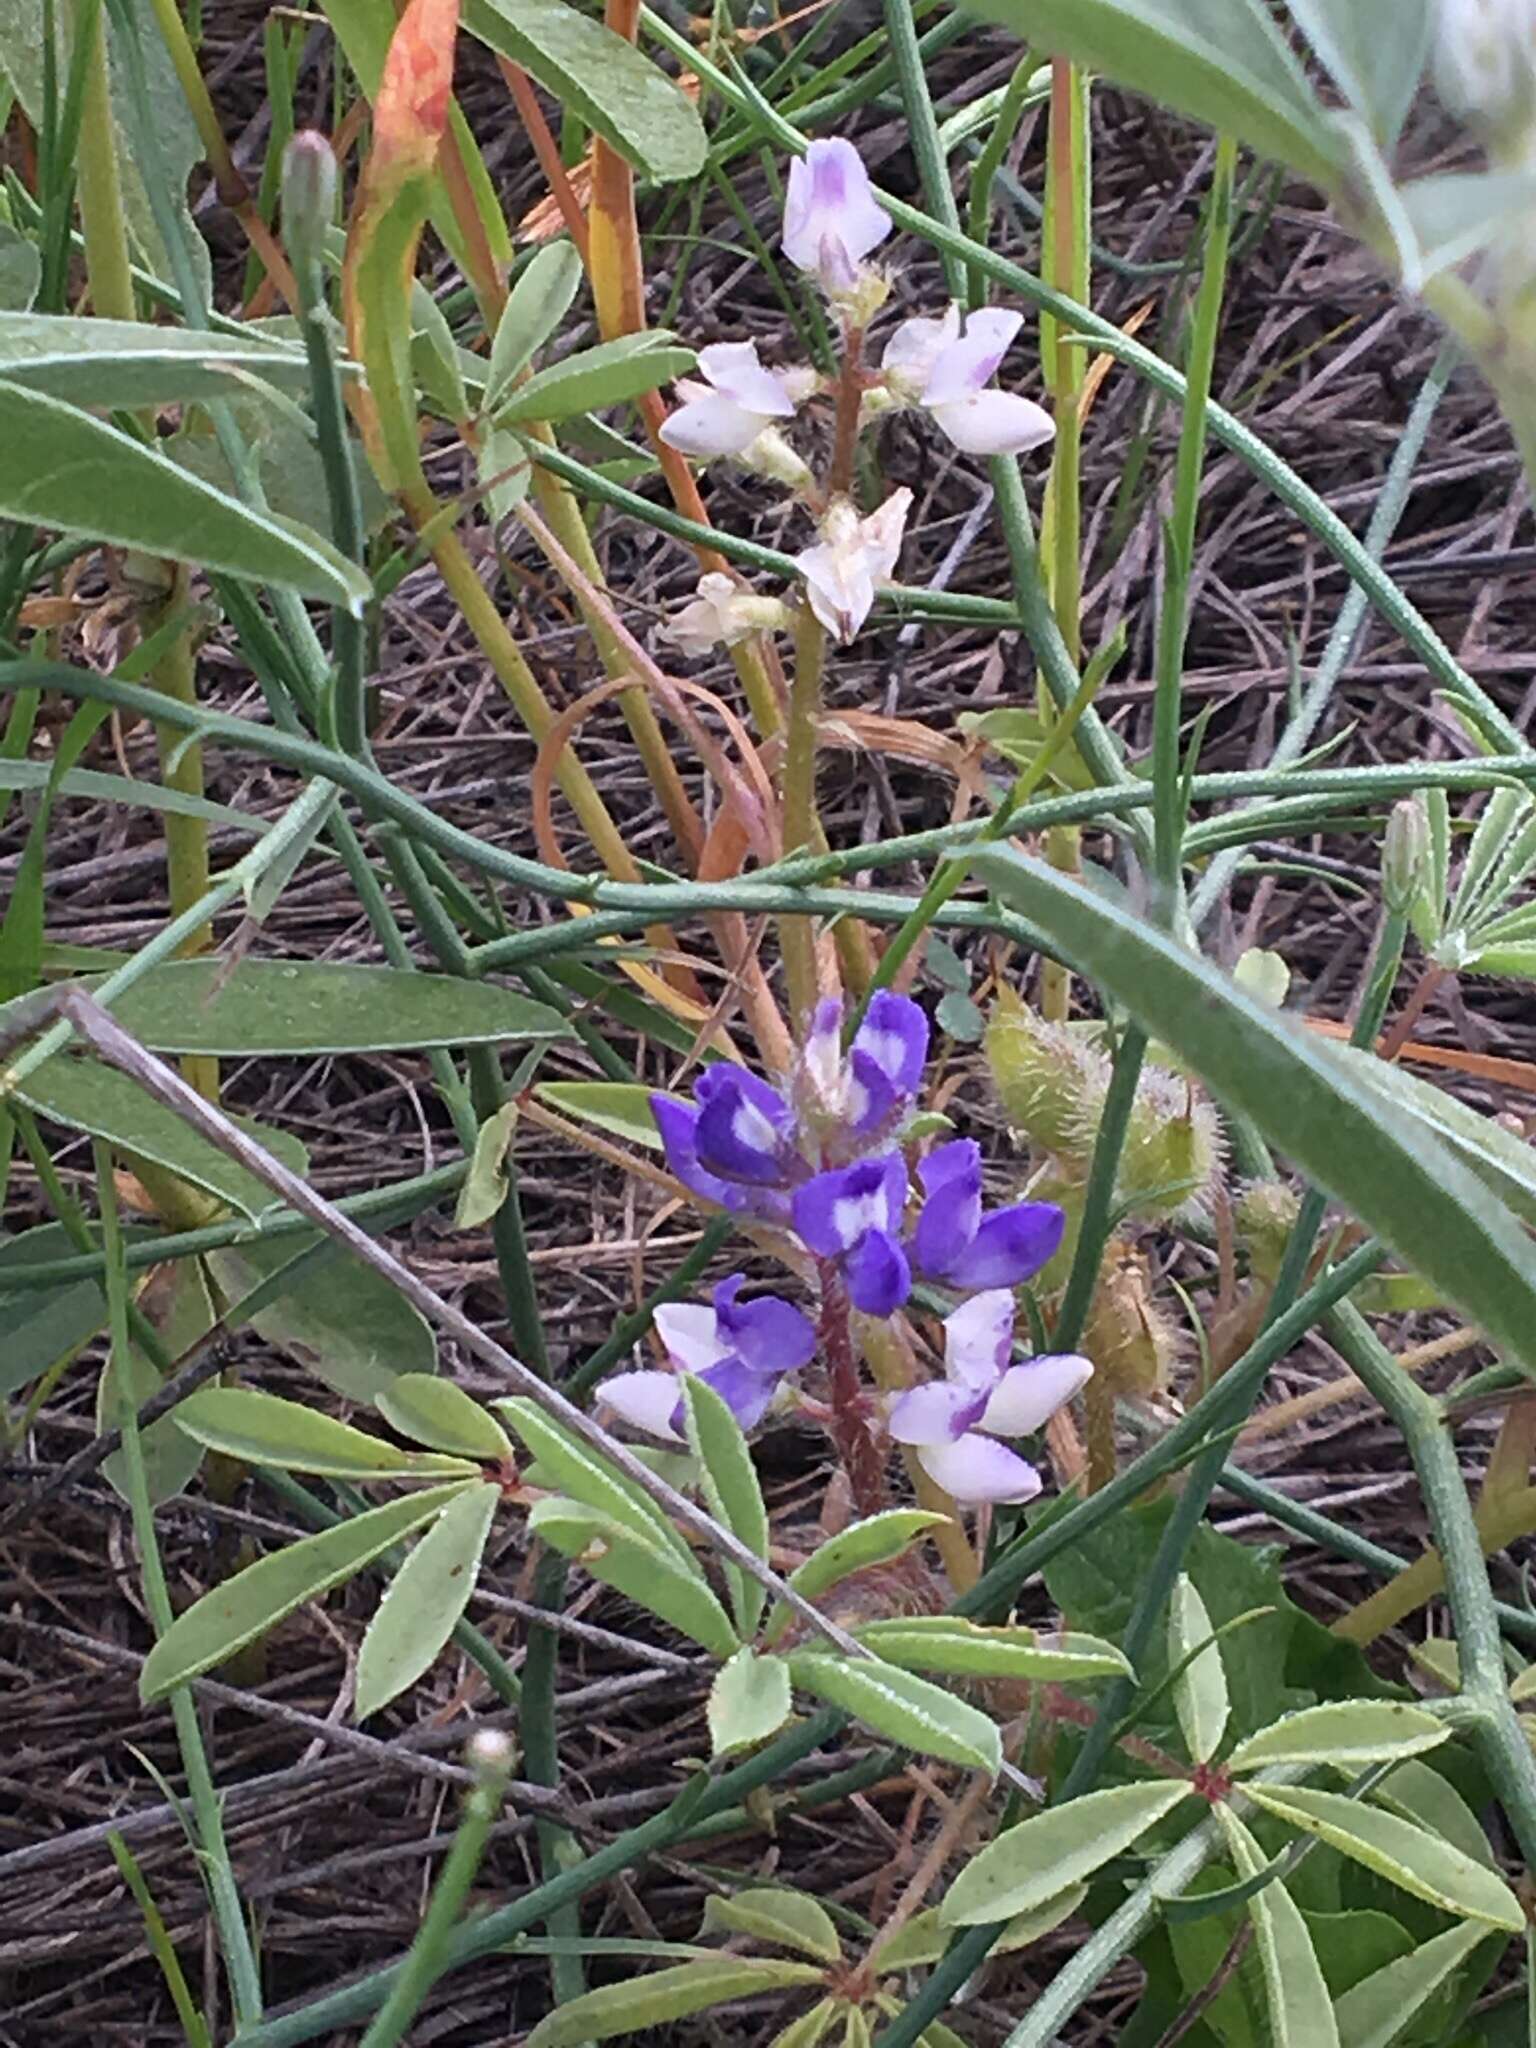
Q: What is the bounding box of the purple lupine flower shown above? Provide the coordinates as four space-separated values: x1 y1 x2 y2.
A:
651 1068 799 1223
910 1139 1065 1290
882 305 1055 458
782 138 892 295
887 1291 1092 1503
797 991 929 1150
792 1152 912 1315
659 341 801 460
597 1275 817 1441
795 489 911 642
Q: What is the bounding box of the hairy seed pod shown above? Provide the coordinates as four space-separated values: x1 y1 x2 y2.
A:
1115 1065 1224 1223
1235 1179 1302 1285
985 988 1109 1163
1084 1241 1181 1400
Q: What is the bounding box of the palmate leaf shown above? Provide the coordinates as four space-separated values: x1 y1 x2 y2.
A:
701 1887 842 1963
528 1497 740 1658
173 1387 476 1481
787 1654 1002 1776
857 1617 1130 1684
975 846 1536 1376
376 1373 513 1461
1226 1700 1448 1774
497 1398 695 1564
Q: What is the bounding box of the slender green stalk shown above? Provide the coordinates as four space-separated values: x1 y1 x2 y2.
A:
883 0 963 298
781 603 827 1022
1052 1024 1148 1353
95 1139 263 2026
73 0 134 322
1151 135 1236 917
966 56 1039 285
107 1832 214 2048
519 1554 588 2009
1327 1302 1536 1860
356 1733 516 2048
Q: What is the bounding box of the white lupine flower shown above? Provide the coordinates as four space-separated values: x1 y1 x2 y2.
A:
660 340 800 459
1435 0 1536 155
795 488 911 642
782 138 893 296
661 573 791 656
882 303 1056 458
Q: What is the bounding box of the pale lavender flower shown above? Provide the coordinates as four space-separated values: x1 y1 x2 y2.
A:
796 488 911 642
782 138 892 295
662 573 792 657
888 1290 1092 1504
598 1275 816 1440
882 304 1055 458
660 340 800 459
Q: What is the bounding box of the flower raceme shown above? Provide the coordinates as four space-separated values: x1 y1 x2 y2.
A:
888 1291 1092 1504
598 1275 816 1440
651 996 1066 1315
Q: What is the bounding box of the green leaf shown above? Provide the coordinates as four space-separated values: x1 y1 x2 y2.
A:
1169 1574 1229 1766
975 846 1536 1376
170 390 390 540
528 1497 739 1658
1369 1758 1496 1870
477 422 532 523
0 313 323 406
961 0 1344 194
376 1373 513 1461
498 1399 696 1564
766 1999 839 2048
102 960 569 1055
1285 0 1431 147
535 1081 663 1149
463 0 707 182
1331 1046 1536 1231
16 1054 309 1223
702 1886 841 1962
98 1256 213 1506
875 1889 1086 1971
706 1648 793 1760
486 242 585 410
138 1482 472 1699
1227 1701 1449 1775
1332 1919 1499 2048
1213 1806 1339 2048
493 333 695 425
454 1102 520 1230
0 1219 114 1397
787 1653 1002 1776
523 1958 826 2048
0 224 40 312
355 1482 499 1717
1242 1784 1524 1931
941 1781 1192 1926
0 756 267 833
172 1386 473 1479
857 1617 1131 1685
682 1374 769 1640
764 1510 950 1642
0 379 370 611
206 1232 436 1403
1395 170 1536 282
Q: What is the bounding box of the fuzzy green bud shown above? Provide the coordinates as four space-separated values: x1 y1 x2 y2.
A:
1383 796 1432 917
282 130 338 284
984 989 1108 1163
1235 1179 1301 1286
1115 1065 1223 1223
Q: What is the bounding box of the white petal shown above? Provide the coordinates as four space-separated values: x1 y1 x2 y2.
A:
929 391 1057 458
881 306 961 396
858 487 911 580
942 1289 1015 1391
697 340 797 418
917 1433 1042 1506
922 313 1024 408
783 139 892 282
596 1370 684 1441
980 1353 1094 1438
887 1379 983 1446
798 539 875 642
659 394 768 458
653 1301 730 1374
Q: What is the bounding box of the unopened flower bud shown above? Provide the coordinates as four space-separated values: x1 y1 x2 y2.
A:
282 131 338 281
782 138 892 302
738 425 816 495
1235 1179 1301 1285
1434 0 1536 159
661 572 791 657
1084 1241 1180 1400
466 1727 516 1778
1383 796 1433 916
1117 1065 1223 1224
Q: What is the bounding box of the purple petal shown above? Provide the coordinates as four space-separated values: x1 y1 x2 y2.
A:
695 1355 783 1432
792 1153 908 1258
845 1048 901 1140
695 1067 794 1186
653 1300 729 1375
921 309 1024 408
912 1138 982 1278
651 1095 733 1206
944 1200 1066 1291
843 1226 912 1316
881 307 961 392
852 991 928 1100
697 340 797 418
782 138 892 283
980 1353 1093 1438
942 1289 1015 1391
713 1277 818 1376
887 1378 988 1447
917 1433 1043 1506
929 391 1056 459
597 1369 686 1442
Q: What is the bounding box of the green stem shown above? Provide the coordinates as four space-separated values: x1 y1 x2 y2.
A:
356 1732 515 2048
966 56 1039 288
1052 1024 1148 1351
1151 135 1235 917
781 603 827 1022
520 1554 588 2009
95 1139 263 2027
73 0 135 322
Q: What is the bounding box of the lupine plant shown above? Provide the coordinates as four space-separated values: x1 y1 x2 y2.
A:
9 0 1536 2044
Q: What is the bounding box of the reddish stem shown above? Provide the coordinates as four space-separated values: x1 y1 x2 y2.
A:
827 329 867 501
818 1262 887 1517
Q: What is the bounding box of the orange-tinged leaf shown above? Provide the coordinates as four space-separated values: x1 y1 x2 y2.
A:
372 0 461 196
